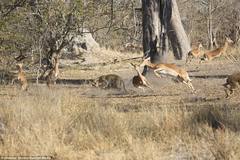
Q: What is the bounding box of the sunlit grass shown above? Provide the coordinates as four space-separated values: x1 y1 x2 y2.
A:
0 86 240 160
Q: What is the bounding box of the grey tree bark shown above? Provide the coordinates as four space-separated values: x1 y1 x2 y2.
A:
142 0 191 63
142 0 163 64
208 0 214 49
167 0 191 60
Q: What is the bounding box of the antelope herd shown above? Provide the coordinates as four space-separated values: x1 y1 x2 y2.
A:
9 37 239 98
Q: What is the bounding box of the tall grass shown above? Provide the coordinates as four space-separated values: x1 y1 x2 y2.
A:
0 87 240 159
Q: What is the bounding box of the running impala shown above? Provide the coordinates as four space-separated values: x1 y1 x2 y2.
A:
200 37 234 62
140 57 195 92
186 43 204 63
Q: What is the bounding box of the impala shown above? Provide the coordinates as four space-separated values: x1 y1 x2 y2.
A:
186 43 203 63
200 37 234 62
46 56 59 88
16 64 28 91
130 63 153 91
140 57 195 92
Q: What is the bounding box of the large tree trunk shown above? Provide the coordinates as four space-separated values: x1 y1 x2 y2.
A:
142 0 191 63
142 0 166 64
159 0 172 61
167 0 191 60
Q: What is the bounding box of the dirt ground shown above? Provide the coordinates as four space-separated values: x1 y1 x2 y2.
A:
57 57 240 108
1 53 239 108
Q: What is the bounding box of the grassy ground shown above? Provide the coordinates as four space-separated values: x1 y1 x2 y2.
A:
0 48 240 159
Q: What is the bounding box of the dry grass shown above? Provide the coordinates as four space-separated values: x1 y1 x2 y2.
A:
0 86 240 160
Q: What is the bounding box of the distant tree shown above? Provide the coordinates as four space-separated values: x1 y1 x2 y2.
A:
179 0 240 49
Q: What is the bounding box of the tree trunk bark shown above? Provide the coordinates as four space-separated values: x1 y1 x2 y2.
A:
142 0 164 64
167 0 191 60
159 0 171 62
142 0 190 63
208 0 213 49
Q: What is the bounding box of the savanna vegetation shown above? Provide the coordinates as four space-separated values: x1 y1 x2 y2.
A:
0 0 240 159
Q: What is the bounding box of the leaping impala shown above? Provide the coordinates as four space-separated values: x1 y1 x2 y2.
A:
130 63 153 91
200 37 234 62
140 57 195 93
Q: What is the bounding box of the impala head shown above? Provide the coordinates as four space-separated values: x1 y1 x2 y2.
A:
16 63 23 70
140 57 151 67
198 43 203 49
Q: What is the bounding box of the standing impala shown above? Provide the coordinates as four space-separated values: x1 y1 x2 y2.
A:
16 64 28 91
200 37 234 62
46 56 59 88
140 57 195 92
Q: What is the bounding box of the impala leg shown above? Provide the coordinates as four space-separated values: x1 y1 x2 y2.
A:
225 82 237 98
187 55 194 64
223 83 230 98
138 86 145 92
11 78 17 85
146 83 154 91
143 78 154 91
189 82 196 93
229 54 237 62
224 88 230 98
183 81 195 93
154 69 162 78
225 55 234 63
229 85 236 95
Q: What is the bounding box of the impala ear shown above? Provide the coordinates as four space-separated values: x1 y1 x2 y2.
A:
144 57 151 61
143 49 151 59
16 63 23 68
